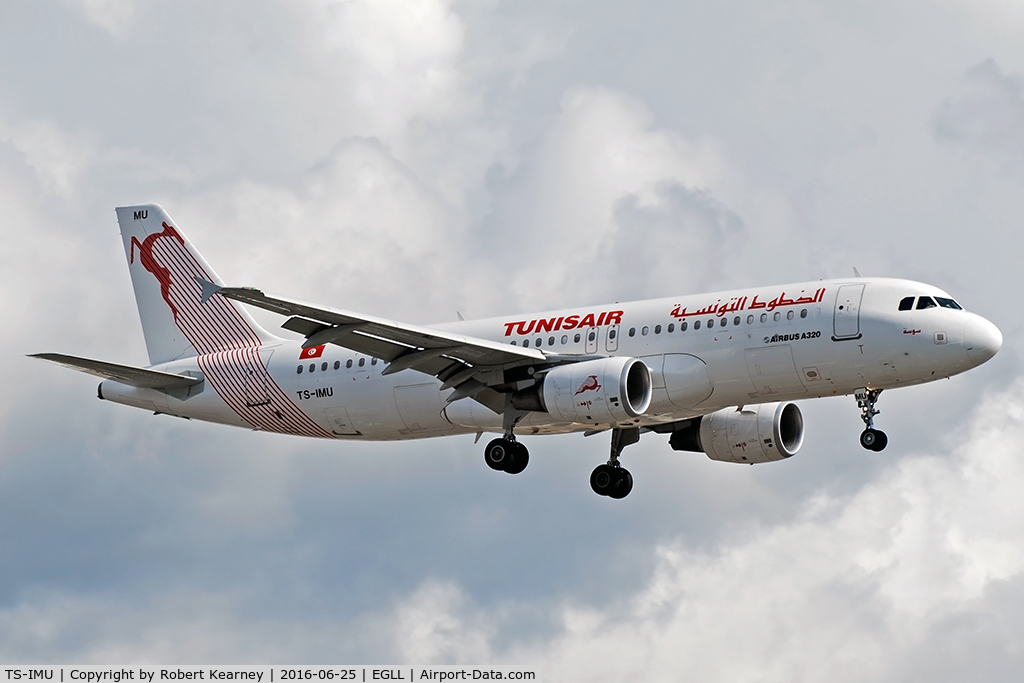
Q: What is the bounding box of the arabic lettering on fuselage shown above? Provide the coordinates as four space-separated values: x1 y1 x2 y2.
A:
669 288 826 319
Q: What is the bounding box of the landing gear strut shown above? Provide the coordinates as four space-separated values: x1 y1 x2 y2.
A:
591 427 639 499
483 402 529 475
855 387 888 452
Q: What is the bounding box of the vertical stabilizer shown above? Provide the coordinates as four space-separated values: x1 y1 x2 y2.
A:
116 204 278 365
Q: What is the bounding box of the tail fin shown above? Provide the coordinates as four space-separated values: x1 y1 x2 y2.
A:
116 204 278 365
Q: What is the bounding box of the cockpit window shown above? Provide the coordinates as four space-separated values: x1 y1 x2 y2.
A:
898 296 914 311
935 297 963 310
916 296 937 310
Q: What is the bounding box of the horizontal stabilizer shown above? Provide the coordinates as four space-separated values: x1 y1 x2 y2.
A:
29 353 202 390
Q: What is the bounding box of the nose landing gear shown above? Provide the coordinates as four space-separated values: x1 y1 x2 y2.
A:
855 388 888 451
590 427 639 499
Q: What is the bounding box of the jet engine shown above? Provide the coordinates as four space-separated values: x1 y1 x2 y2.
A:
669 402 804 463
512 356 653 425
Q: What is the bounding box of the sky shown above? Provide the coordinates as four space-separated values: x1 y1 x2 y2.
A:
1 0 1023 677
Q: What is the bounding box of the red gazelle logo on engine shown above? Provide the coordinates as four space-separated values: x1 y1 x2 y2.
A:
575 376 602 395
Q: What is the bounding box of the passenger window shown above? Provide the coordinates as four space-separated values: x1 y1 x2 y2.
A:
936 297 963 310
358 358 365 367
535 337 542 347
371 358 378 365
654 325 661 334
719 318 727 327
733 316 740 326
607 330 615 340
561 335 569 344
680 321 688 331
510 340 517 346
707 319 714 329
628 328 636 337
523 339 530 348
309 363 316 372
760 313 768 323
898 296 914 311
694 320 701 330
333 360 341 370
588 331 596 342
574 333 581 343
296 365 303 374
548 336 555 346
917 296 937 310
773 312 781 321
346 359 353 368
642 326 649 336
322 362 328 371
787 310 794 320
747 314 754 324
667 323 675 333
800 309 807 319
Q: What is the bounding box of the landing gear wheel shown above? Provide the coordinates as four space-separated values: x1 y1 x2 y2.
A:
505 441 529 475
608 468 633 499
859 429 888 452
484 438 513 471
590 464 617 496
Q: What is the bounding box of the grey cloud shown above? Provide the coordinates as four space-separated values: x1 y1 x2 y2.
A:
601 182 745 301
1 0 1022 676
934 59 1024 164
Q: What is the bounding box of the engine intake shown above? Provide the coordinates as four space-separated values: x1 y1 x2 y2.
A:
513 356 652 425
669 402 804 463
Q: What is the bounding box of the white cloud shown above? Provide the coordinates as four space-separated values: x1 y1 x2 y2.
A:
482 86 736 309
65 0 135 35
0 118 96 197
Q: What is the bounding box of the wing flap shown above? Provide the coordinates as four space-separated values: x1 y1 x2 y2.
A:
30 353 203 390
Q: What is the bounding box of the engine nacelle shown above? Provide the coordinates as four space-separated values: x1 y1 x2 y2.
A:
669 402 804 463
515 356 653 425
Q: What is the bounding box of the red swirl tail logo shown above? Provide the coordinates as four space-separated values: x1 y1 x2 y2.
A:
130 221 186 320
575 375 602 395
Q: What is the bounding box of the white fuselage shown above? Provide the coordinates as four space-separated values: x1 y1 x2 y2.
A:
99 277 1000 440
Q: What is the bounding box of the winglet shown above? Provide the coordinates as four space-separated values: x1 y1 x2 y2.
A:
196 277 222 304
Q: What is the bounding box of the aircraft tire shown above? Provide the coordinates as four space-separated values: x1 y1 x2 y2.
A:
608 468 633 499
505 442 529 475
484 438 513 471
859 429 887 451
590 464 616 496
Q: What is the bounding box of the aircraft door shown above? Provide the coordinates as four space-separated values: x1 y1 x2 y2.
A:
394 383 447 434
745 345 807 396
606 325 620 352
586 327 599 354
245 348 273 407
833 284 865 340
324 407 360 436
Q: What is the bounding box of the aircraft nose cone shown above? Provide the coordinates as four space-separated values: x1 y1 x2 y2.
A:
964 316 1002 366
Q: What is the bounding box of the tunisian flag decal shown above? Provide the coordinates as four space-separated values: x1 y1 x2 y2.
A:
299 345 326 359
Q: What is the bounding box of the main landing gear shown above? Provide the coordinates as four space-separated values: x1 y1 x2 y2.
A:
484 437 529 474
855 387 888 452
483 404 529 475
590 427 639 499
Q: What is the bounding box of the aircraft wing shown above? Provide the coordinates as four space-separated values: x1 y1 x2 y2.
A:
30 353 202 390
215 286 549 411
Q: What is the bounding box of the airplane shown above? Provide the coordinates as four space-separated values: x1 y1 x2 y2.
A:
32 204 1003 499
